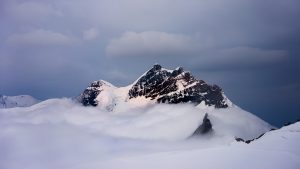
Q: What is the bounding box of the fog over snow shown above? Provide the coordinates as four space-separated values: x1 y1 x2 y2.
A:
2 97 298 169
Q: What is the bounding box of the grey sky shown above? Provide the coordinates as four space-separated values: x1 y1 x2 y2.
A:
1 0 300 126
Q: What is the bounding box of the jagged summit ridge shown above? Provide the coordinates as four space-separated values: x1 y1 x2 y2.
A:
79 64 230 109
129 64 228 108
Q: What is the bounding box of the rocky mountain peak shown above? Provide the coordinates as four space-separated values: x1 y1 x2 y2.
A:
80 80 114 106
128 64 229 108
191 113 213 137
79 64 229 108
152 64 162 71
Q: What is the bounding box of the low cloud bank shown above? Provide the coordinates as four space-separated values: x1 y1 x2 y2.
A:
0 98 271 169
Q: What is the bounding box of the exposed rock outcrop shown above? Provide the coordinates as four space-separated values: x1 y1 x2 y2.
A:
191 113 213 137
128 64 229 108
79 80 109 106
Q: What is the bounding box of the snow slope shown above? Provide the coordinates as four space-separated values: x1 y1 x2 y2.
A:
97 122 300 169
0 98 286 169
0 95 40 108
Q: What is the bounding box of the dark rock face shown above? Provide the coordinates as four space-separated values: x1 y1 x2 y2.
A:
128 64 228 108
191 113 213 136
128 64 173 99
237 131 269 144
79 81 104 106
235 137 245 142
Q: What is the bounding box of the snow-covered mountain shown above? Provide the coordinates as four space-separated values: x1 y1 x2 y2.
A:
79 64 231 111
0 95 40 108
0 65 298 169
76 64 272 140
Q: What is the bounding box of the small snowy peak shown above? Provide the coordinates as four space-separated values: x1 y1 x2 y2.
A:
79 80 116 107
0 95 40 108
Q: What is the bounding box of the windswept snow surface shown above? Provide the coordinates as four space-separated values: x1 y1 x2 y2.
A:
0 98 298 169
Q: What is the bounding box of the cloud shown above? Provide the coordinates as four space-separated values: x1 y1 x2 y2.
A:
106 31 288 69
6 29 79 46
4 1 62 22
106 31 197 58
218 47 288 65
194 47 289 69
83 28 99 41
0 96 273 168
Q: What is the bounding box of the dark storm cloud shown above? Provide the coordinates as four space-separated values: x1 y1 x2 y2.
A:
105 31 289 70
1 0 300 126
